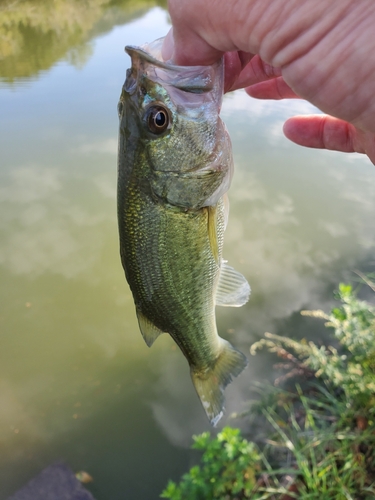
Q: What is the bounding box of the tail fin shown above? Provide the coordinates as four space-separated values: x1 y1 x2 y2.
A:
190 339 248 426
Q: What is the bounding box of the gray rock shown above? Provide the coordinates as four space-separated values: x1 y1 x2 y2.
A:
7 463 96 500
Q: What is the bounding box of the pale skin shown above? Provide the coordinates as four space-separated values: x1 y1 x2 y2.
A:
162 0 375 165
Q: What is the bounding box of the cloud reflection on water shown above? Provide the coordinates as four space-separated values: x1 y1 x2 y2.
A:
0 164 112 278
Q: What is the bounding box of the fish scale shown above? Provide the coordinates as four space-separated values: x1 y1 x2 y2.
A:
122 186 220 364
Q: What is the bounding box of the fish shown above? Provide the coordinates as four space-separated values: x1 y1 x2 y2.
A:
117 37 250 426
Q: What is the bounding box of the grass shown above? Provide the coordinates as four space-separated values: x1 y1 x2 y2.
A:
160 280 375 499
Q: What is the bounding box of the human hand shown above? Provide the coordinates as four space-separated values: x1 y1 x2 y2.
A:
163 0 375 164
226 52 375 164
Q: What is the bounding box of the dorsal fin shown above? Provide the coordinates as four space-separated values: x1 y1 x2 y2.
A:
215 261 251 307
136 310 164 347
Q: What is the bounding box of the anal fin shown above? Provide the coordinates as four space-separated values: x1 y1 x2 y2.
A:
215 261 251 307
136 310 164 347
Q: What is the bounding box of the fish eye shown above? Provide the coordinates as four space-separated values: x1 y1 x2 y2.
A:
146 106 170 135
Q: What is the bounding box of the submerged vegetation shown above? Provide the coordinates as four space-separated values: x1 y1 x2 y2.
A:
161 281 375 499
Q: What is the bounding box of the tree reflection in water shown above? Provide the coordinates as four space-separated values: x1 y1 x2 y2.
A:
0 0 166 82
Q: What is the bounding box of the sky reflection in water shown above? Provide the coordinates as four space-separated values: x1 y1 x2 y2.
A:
1 4 375 500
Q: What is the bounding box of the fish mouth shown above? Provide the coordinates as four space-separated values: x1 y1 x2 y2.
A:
125 44 175 72
125 37 221 94
125 36 212 71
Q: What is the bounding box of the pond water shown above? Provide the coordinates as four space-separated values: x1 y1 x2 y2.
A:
1 1 375 499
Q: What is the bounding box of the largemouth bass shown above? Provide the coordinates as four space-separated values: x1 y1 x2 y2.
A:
117 38 250 425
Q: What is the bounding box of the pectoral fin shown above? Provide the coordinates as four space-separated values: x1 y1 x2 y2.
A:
207 205 219 263
222 193 229 230
215 261 251 307
136 310 164 347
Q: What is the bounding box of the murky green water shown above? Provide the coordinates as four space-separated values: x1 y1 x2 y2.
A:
1 1 375 499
